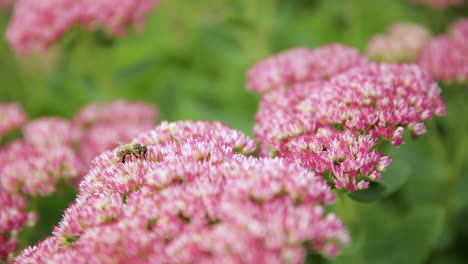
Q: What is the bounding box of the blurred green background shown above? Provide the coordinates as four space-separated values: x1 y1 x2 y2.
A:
1 0 467 263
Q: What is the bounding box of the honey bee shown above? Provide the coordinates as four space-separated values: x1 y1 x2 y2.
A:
114 142 148 163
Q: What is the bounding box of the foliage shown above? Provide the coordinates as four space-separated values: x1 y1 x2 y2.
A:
1 0 467 263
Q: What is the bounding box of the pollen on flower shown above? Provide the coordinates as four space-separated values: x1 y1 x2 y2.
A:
14 121 349 263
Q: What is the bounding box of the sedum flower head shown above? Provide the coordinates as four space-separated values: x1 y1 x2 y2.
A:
0 116 81 260
14 121 349 264
23 117 79 149
254 62 445 191
246 44 367 94
0 100 159 260
1 118 82 196
0 190 35 261
0 103 27 140
366 22 431 62
418 18 468 84
6 0 161 54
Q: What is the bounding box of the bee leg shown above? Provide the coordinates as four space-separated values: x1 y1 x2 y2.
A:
122 155 126 163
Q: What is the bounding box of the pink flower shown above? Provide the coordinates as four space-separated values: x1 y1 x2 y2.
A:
1 141 81 196
6 0 161 54
0 103 27 140
246 44 367 94
73 100 158 174
418 18 468 84
254 62 445 191
0 117 82 260
1 100 159 260
23 117 79 149
73 100 158 128
366 22 431 62
15 121 349 263
450 18 468 43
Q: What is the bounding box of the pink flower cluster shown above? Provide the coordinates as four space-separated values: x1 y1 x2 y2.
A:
366 22 431 62
418 18 468 84
253 61 445 191
73 100 158 175
0 103 26 140
0 191 35 260
0 100 158 261
6 0 161 54
1 118 82 195
0 118 80 261
15 121 349 264
246 44 368 94
410 0 465 8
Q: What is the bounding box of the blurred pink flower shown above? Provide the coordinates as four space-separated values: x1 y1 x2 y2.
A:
410 0 465 8
73 100 159 173
0 0 13 9
0 100 159 260
366 22 431 62
6 0 161 54
0 117 80 260
254 63 445 191
73 100 157 128
14 121 349 264
0 103 27 140
23 117 79 149
450 18 468 42
1 119 82 197
0 190 35 261
418 18 468 84
246 44 367 94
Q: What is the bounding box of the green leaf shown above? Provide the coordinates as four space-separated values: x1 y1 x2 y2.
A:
363 205 444 264
379 151 411 194
348 181 388 202
18 183 77 249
